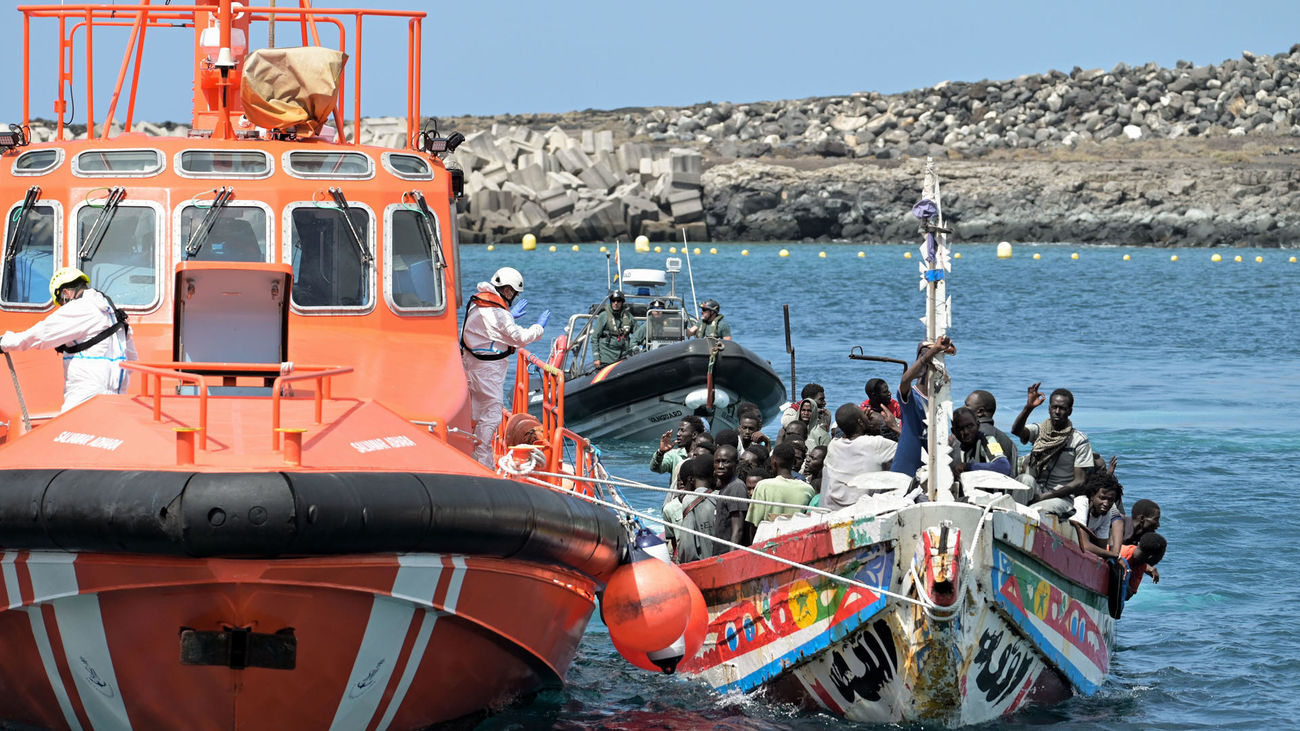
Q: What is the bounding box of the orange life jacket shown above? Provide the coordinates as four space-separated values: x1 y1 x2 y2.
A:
459 290 516 361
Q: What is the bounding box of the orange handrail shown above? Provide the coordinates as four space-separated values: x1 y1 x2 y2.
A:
500 348 599 495
121 361 210 449
18 1 426 145
270 365 353 450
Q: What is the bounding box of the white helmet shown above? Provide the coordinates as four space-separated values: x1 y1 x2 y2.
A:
490 266 524 292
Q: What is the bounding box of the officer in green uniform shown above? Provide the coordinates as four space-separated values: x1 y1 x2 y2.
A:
591 290 636 367
689 299 732 340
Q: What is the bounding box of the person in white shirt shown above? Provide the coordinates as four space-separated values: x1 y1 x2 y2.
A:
458 266 549 466
821 403 898 510
0 267 137 412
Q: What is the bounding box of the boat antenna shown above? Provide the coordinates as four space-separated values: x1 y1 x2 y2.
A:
783 304 796 399
681 228 699 318
917 157 954 502
606 242 614 291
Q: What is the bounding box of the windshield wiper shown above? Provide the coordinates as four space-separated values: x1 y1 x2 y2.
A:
328 187 372 264
5 186 42 264
184 187 234 258
78 187 126 261
403 190 447 271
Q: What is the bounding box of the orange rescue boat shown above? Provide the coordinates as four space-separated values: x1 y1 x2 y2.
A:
0 2 629 728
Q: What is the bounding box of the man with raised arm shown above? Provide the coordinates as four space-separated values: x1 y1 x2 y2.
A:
1011 383 1093 517
459 266 550 467
889 336 954 479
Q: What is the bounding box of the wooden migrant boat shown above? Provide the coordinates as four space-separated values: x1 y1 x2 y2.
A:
0 2 627 728
660 161 1122 726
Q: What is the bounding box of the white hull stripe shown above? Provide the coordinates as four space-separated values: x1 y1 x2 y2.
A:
28 551 134 731
330 553 466 731
26 606 84 731
2 552 22 609
374 610 440 731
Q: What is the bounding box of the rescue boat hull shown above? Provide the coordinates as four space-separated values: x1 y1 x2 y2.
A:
0 550 601 730
548 339 785 441
677 498 1114 726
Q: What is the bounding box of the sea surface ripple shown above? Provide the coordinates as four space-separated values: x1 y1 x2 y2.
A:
460 242 1300 730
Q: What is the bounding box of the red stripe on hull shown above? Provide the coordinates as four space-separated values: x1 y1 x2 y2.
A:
41 603 96 731
0 609 66 729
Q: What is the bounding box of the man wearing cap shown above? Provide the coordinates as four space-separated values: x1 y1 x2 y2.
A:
591 290 635 368
459 266 550 466
687 299 732 340
0 267 137 412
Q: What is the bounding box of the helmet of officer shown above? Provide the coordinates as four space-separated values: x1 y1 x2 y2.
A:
701 299 720 313
490 267 525 292
49 267 91 306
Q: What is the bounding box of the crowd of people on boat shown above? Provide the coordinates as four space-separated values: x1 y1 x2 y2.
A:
651 336 1166 598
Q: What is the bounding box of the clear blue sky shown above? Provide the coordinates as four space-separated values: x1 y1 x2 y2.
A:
2 0 1299 124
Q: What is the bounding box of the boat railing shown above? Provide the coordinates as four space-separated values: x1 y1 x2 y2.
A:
120 360 352 451
498 348 594 496
16 1 426 144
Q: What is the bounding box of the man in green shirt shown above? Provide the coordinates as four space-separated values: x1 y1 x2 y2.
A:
746 443 815 527
650 415 706 475
591 291 635 368
687 299 732 340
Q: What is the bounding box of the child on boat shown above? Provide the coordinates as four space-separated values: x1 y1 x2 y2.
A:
1120 532 1167 599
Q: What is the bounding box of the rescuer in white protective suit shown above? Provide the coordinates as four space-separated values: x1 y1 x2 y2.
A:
459 266 550 467
0 267 137 412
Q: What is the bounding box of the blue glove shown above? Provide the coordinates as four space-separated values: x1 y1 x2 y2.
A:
509 297 529 319
535 310 551 329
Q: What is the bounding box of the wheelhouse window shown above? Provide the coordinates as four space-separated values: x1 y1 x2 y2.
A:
383 153 433 180
73 149 164 177
12 149 63 176
388 207 444 310
179 204 268 262
2 204 58 305
286 151 372 179
288 205 372 309
75 204 158 306
178 150 271 178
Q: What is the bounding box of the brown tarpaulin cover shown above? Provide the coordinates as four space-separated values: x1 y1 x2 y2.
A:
240 47 348 136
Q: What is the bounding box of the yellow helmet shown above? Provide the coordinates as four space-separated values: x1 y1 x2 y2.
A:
49 267 90 305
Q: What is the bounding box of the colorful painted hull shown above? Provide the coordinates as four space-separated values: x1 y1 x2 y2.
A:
679 497 1114 726
0 550 602 730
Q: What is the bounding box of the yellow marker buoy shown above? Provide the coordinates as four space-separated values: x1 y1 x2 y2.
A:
857 251 865 258
522 234 537 251
818 251 827 259
1234 255 1243 262
778 249 790 258
1122 254 1130 261
1256 255 1264 263
654 246 662 253
709 247 717 254
996 241 1013 259
599 245 608 253
954 252 962 259
487 244 495 251
571 245 580 252
1071 252 1079 260
741 249 749 256
1170 255 1179 262
635 235 650 253
548 245 557 252
693 247 702 255
1290 256 1297 263
1211 253 1222 262
1032 253 1042 260
669 247 677 254
904 251 913 259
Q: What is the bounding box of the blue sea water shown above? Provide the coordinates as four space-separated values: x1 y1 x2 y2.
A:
460 242 1300 730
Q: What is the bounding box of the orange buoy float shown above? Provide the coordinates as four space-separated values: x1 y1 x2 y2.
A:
601 544 693 653
612 578 705 674
609 535 709 673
